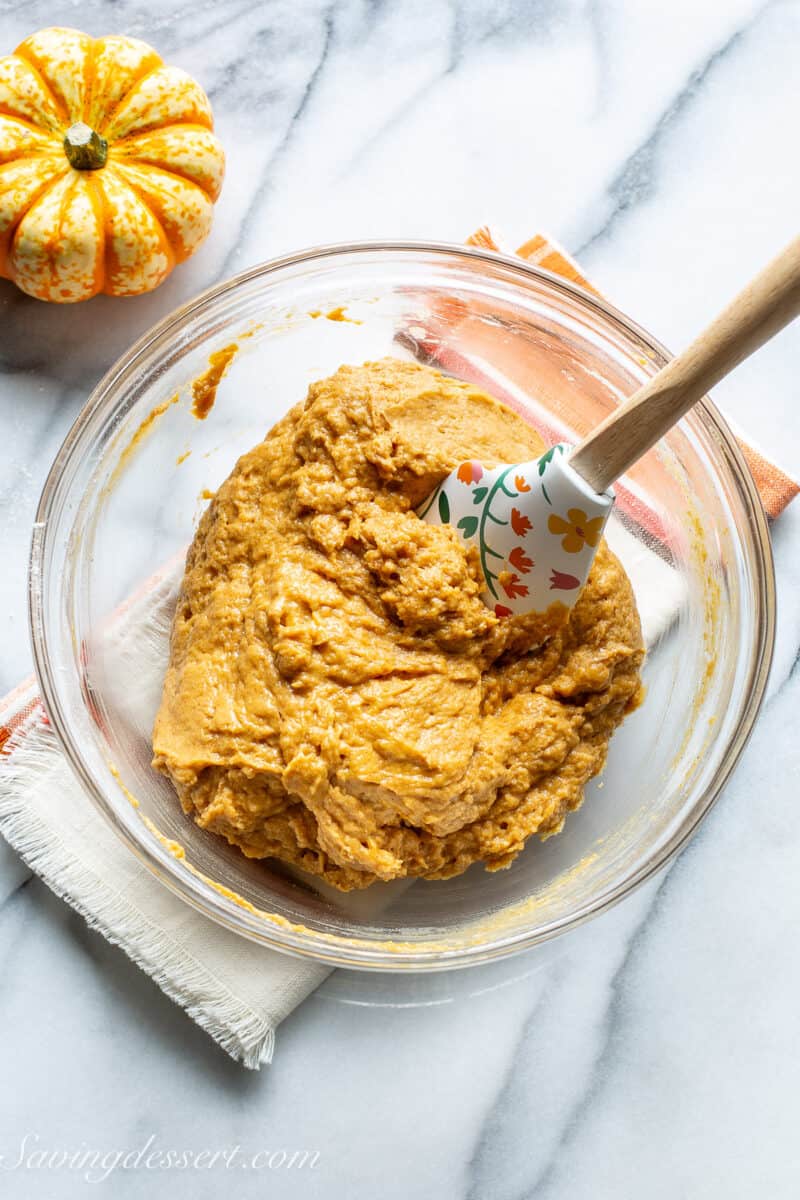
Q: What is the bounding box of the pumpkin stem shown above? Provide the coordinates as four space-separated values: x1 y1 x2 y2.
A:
63 122 108 170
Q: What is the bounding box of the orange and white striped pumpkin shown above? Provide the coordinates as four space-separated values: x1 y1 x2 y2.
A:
0 27 225 302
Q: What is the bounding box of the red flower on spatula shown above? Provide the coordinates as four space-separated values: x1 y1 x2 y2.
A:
501 574 529 600
549 569 581 591
509 546 533 574
510 507 532 537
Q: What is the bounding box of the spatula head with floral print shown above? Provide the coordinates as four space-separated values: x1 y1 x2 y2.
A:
419 444 613 618
420 234 800 617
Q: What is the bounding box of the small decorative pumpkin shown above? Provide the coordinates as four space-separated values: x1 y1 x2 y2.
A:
0 27 225 302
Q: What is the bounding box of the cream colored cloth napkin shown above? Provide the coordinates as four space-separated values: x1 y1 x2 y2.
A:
0 682 329 1068
0 232 795 1069
0 681 331 1068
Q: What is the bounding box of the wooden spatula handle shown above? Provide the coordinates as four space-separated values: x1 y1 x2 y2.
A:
568 234 800 495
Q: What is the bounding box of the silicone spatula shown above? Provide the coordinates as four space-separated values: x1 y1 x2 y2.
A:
421 234 800 617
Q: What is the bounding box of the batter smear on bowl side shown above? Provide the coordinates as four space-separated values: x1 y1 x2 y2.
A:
153 359 644 890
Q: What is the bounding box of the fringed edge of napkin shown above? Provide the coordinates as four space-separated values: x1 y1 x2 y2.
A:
0 708 276 1069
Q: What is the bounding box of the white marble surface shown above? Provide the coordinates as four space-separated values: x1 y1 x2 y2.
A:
1 0 800 1195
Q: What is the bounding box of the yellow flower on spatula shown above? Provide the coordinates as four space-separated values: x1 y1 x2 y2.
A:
547 508 604 554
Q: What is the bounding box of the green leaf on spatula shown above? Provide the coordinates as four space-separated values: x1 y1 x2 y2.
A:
538 447 556 475
438 490 450 523
457 515 478 538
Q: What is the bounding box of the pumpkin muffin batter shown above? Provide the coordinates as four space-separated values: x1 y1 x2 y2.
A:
153 359 644 890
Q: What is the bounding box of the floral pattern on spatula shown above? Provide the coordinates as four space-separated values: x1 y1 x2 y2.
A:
420 442 614 618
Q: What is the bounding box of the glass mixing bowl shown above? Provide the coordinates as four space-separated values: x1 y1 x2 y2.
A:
29 242 774 970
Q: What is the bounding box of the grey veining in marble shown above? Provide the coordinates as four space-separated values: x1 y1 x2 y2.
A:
1 1 799 1196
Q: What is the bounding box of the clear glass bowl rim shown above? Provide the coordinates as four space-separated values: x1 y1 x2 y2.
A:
28 239 776 971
